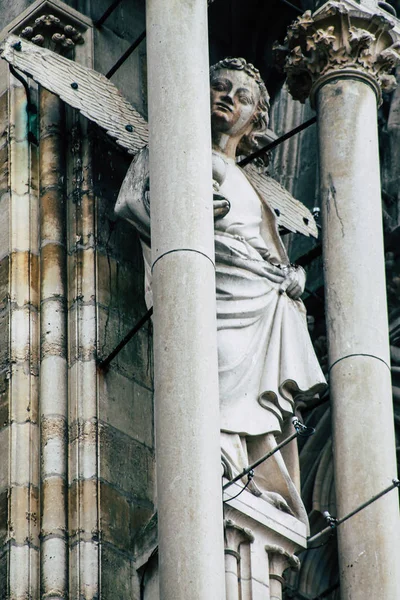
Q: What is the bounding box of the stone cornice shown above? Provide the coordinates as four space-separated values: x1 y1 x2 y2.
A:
275 0 400 105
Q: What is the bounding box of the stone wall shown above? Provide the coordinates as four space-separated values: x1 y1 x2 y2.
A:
0 1 154 597
93 133 155 597
0 83 9 600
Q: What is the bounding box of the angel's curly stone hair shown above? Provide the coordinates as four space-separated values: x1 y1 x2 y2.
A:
210 57 270 155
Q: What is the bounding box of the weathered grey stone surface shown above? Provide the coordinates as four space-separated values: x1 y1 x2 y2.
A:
0 2 154 598
1 1 400 598
280 3 400 599
145 1 226 596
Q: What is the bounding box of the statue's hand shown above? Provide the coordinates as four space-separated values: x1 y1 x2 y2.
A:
213 194 231 220
279 265 306 300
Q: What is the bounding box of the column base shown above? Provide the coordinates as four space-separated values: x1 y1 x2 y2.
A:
135 485 307 600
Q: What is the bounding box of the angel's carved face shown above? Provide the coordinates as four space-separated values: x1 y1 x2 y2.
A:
210 69 260 139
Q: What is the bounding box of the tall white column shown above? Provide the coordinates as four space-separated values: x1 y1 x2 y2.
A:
145 1 225 599
278 2 400 598
317 73 400 600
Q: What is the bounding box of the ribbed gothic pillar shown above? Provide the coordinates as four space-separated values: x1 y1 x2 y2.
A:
278 2 400 598
39 87 68 600
7 64 40 600
145 0 225 598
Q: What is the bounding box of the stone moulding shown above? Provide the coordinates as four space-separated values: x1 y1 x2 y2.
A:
274 0 400 105
264 542 301 570
224 518 255 546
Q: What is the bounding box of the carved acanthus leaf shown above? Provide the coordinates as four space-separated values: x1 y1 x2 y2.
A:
274 1 400 104
348 26 375 52
306 26 336 52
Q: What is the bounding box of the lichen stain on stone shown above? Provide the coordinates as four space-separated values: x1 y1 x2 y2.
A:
333 86 343 97
41 417 67 443
326 173 345 238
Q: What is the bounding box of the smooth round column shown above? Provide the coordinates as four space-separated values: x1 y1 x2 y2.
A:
317 75 400 599
146 1 226 599
224 551 239 600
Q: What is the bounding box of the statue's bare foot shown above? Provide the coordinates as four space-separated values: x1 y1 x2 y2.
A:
261 491 294 516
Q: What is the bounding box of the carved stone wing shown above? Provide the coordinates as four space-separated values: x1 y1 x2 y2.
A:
0 34 148 155
0 34 318 237
244 163 318 238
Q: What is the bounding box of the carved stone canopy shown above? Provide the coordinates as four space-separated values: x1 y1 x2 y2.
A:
19 13 84 53
2 0 90 58
274 0 400 105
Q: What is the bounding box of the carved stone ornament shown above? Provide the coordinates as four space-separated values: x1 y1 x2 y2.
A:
264 543 301 571
224 519 255 551
19 12 84 54
274 0 400 105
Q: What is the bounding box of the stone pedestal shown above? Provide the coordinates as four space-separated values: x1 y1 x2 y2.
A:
135 492 306 600
223 485 304 600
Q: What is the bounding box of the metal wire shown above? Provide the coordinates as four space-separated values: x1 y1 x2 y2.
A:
279 0 303 13
98 306 153 369
106 30 146 79
239 117 317 167
307 479 400 546
103 0 224 78
223 418 315 491
95 0 124 27
223 470 254 503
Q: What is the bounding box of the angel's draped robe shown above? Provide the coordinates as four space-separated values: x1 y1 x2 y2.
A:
214 155 326 437
115 150 327 521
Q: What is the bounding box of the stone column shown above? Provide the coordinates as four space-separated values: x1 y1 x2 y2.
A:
266 545 300 600
224 520 254 600
7 65 40 600
39 87 68 600
278 2 400 598
67 114 100 599
146 1 225 599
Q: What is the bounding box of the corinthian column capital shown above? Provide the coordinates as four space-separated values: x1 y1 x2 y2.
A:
275 1 400 105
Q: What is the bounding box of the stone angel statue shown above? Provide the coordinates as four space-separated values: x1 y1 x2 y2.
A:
115 57 327 524
0 37 326 522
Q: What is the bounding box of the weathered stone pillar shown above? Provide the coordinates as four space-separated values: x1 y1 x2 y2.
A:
39 87 68 600
145 1 225 598
278 2 400 598
67 114 100 599
7 65 40 600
